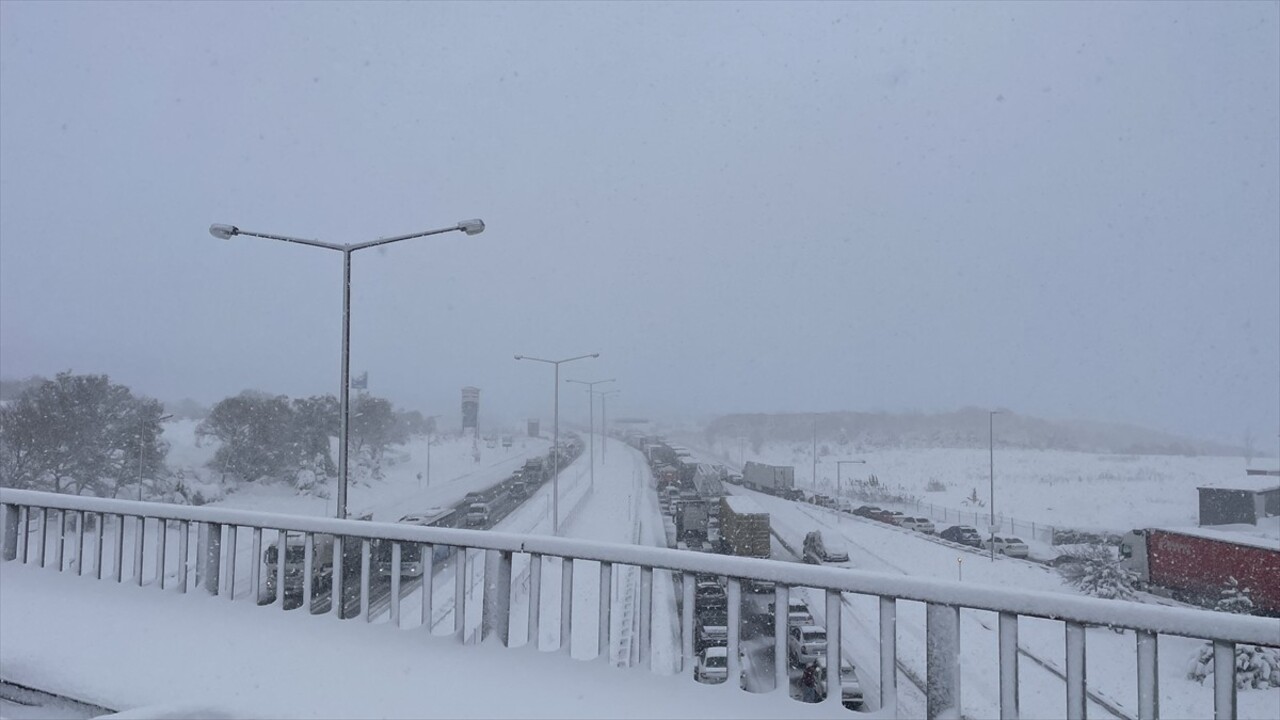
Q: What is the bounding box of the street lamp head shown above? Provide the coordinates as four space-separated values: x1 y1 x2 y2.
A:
514 355 525 360
458 219 485 236
209 224 240 240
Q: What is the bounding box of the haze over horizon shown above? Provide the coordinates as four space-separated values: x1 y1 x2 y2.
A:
2 2 1277 446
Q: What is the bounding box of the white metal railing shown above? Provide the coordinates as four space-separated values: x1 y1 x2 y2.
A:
2 488 1276 719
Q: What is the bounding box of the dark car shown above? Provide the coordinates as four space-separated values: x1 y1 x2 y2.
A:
853 505 883 518
940 525 983 548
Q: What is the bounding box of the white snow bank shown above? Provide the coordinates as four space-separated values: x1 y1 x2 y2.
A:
0 564 843 719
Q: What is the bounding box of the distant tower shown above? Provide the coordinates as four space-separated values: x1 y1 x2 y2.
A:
527 418 541 438
461 387 480 438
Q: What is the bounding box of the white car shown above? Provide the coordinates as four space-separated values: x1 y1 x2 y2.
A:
818 657 866 710
986 535 1030 558
695 646 728 683
788 624 828 665
900 517 936 534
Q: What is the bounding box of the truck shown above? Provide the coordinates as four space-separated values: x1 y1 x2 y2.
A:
1119 527 1280 615
720 495 771 559
676 499 710 542
742 462 795 497
263 532 361 602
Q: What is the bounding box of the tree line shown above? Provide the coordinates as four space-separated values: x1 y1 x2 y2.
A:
0 372 433 500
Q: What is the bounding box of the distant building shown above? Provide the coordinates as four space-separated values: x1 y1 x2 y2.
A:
1197 471 1280 526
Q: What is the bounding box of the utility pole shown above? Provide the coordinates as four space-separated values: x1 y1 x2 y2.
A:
989 410 1002 561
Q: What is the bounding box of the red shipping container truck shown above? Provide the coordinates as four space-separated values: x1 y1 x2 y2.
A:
1120 527 1280 615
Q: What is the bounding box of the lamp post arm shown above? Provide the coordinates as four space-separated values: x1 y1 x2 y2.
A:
231 229 347 252
347 224 467 252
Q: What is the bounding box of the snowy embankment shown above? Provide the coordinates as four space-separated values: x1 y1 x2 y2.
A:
699 439 1259 534
735 485 1280 720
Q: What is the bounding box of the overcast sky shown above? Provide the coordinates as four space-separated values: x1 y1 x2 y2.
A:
1 1 1276 443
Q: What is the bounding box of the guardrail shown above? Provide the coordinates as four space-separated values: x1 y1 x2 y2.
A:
2 488 1276 719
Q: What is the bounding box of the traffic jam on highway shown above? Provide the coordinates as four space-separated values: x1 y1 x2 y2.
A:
257 437 585 618
639 438 865 709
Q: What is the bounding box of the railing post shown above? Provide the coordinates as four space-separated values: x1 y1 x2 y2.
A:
1212 640 1236 720
420 544 434 631
155 519 167 589
488 549 512 646
1 504 17 561
331 535 344 618
199 522 221 595
727 578 742 687
880 596 898 716
681 571 695 674
94 513 105 580
926 602 961 720
825 589 842 707
360 538 371 621
390 542 402 628
53 509 65 571
455 547 468 641
528 553 542 649
38 507 48 568
20 506 31 564
303 533 315 613
225 525 238 600
998 612 1020 720
274 530 288 608
1065 621 1087 720
560 557 574 654
775 584 790 693
74 511 86 575
113 514 125 583
639 566 652 669
133 516 146 586
1136 630 1158 720
598 561 613 660
178 520 190 593
251 527 263 603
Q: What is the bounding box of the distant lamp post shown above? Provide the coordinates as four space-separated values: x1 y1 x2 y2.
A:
834 459 866 522
515 353 599 535
139 414 174 501
598 390 620 463
989 410 1002 561
209 218 484 519
565 378 616 494
422 415 441 489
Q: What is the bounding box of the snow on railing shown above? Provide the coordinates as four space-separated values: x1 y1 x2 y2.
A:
2 488 1276 720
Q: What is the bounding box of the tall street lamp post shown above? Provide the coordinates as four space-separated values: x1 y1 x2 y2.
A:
422 415 441 489
989 410 1002 561
515 353 599 535
210 219 484 519
598 390 620 463
566 378 615 494
834 459 866 523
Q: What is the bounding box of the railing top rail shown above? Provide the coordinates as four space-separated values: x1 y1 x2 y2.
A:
4 488 1276 646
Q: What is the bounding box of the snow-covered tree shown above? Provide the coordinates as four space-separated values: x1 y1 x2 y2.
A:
1187 644 1280 689
1056 544 1137 600
1215 576 1255 615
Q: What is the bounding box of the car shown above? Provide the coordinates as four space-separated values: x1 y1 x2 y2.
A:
695 581 728 610
836 498 856 513
940 525 984 548
853 505 883 518
817 656 866 710
694 646 729 683
883 511 906 525
899 516 936 534
788 624 828 665
696 615 728 652
986 535 1030 558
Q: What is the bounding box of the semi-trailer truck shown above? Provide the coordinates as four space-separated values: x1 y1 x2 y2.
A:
1119 526 1280 615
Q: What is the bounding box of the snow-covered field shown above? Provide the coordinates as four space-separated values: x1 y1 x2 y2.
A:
701 439 1268 534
